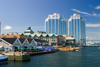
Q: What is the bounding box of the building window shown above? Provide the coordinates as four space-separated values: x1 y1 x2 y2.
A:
52 38 55 39
13 36 17 38
46 38 49 39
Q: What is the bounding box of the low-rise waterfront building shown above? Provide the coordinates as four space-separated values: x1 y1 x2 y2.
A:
1 26 75 46
0 32 27 38
34 31 46 34
19 38 30 49
0 38 22 50
0 37 49 50
27 38 37 47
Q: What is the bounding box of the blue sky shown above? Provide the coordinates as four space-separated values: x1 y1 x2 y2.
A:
0 0 100 40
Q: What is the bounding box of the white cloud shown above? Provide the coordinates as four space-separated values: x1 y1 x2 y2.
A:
95 6 100 9
86 23 100 27
71 9 100 17
94 37 96 38
71 9 90 15
4 26 12 29
90 5 100 10
86 37 88 38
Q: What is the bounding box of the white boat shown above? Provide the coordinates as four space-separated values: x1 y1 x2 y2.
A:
0 54 8 64
86 41 95 45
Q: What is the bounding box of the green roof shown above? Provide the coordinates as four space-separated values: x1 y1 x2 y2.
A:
66 37 75 40
31 34 36 37
27 35 32 38
3 33 8 35
62 35 66 37
36 34 41 37
42 34 47 37
48 33 58 37
24 26 34 33
30 33 58 37
21 32 59 37
3 32 18 35
23 33 31 35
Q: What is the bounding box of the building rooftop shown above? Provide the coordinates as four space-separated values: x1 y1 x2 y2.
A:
2 38 17 44
19 38 26 44
73 14 80 16
66 37 75 40
24 26 34 33
27 38 33 43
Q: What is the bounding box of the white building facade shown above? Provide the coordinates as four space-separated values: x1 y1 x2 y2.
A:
45 13 68 35
68 14 86 45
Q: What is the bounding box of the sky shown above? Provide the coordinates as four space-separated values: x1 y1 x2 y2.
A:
0 0 100 40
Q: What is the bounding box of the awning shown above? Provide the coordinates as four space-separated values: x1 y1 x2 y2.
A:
0 46 4 48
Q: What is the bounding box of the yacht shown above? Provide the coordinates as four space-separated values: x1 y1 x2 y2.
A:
0 54 8 64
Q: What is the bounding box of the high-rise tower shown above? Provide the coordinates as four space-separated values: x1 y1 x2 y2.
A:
68 14 86 45
45 13 68 35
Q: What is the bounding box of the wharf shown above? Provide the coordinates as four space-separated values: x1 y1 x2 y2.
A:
58 47 82 51
82 45 100 47
3 52 30 61
29 49 58 56
2 49 58 61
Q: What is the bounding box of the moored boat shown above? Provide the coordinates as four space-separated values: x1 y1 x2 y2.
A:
86 41 95 45
0 54 8 64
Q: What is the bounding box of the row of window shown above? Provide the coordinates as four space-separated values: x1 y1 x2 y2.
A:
40 38 56 40
41 38 56 39
46 40 56 42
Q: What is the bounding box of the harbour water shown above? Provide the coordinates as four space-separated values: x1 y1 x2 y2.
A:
1 47 100 67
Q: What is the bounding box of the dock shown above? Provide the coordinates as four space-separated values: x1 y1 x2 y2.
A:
82 45 100 47
2 49 59 61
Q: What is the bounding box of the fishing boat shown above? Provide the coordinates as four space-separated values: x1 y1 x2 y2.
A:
0 54 8 64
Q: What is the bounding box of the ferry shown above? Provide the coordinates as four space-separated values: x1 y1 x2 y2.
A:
86 41 95 45
0 54 8 64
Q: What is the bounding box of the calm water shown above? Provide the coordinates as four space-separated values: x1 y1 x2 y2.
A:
1 47 100 67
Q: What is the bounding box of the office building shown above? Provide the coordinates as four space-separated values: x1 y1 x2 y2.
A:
68 14 86 45
45 13 68 35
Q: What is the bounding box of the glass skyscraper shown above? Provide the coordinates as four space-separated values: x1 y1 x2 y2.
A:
68 14 86 45
45 13 68 35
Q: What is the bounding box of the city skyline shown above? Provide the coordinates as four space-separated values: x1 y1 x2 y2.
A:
0 0 100 40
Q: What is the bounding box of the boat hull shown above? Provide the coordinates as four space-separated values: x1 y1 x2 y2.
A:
0 55 8 64
0 58 8 64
